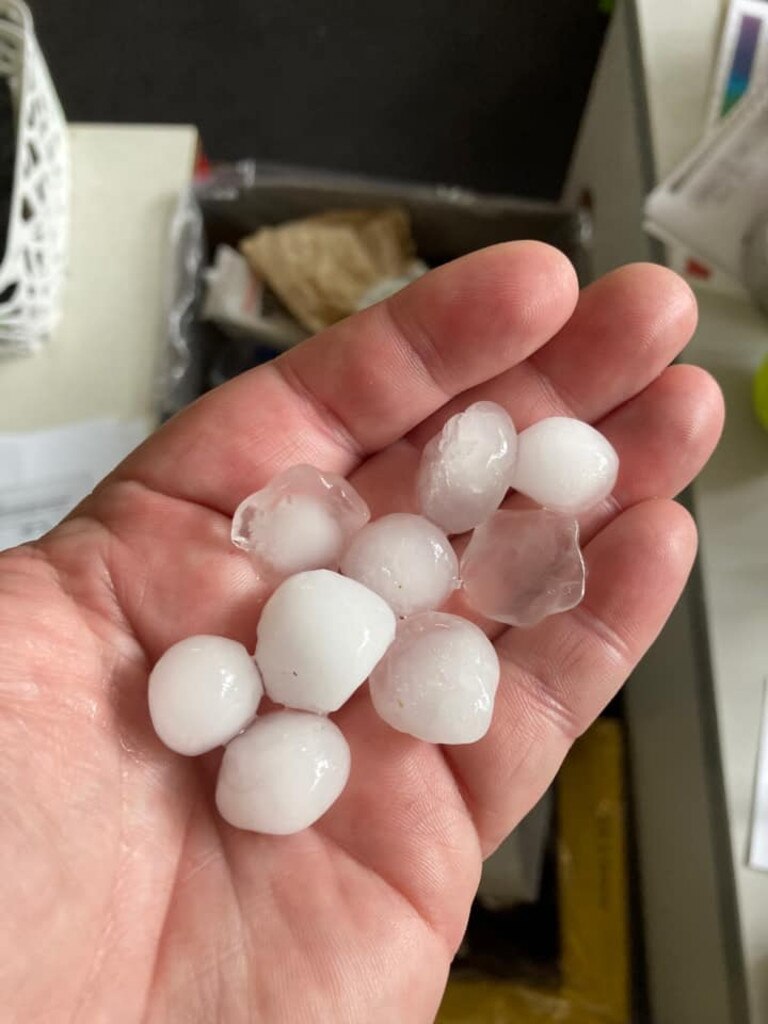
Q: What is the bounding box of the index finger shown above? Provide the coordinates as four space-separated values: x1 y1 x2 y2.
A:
115 242 578 515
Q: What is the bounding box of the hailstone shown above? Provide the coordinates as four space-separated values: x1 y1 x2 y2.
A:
340 513 458 617
255 569 396 713
231 464 370 577
417 401 517 535
216 710 351 834
511 417 618 514
369 611 500 744
461 509 585 627
148 635 263 755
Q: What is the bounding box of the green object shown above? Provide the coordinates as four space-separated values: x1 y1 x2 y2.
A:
598 0 615 12
752 355 768 430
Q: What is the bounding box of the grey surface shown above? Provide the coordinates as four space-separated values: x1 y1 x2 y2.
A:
566 6 747 1022
196 163 591 267
29 0 607 199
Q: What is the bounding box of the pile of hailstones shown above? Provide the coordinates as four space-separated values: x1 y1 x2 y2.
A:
149 404 618 836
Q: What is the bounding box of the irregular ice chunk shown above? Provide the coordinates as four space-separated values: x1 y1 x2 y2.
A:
461 509 585 628
340 513 458 617
231 464 370 577
216 710 350 834
511 418 618 514
148 635 263 755
417 401 518 535
369 611 499 744
255 569 396 713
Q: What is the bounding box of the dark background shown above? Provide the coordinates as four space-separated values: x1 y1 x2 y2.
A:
30 0 608 199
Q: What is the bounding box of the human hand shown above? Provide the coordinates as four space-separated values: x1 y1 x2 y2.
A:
0 244 722 1022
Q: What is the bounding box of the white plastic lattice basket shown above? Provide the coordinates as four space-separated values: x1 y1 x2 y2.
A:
0 0 67 355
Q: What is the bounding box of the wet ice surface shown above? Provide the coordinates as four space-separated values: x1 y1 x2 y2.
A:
231 464 370 577
255 569 396 713
461 509 585 628
340 513 458 617
150 410 619 835
148 636 263 755
370 611 500 744
216 710 351 834
417 401 518 535
511 417 618 514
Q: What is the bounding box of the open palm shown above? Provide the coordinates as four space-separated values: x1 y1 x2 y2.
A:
0 244 722 1022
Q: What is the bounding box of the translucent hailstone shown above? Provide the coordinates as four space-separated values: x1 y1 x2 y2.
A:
216 710 351 834
148 635 263 755
255 569 396 713
461 509 585 628
417 401 518 535
369 611 500 744
511 417 619 514
340 513 458 617
231 464 370 577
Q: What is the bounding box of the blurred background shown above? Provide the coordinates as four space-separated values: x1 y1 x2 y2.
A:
5 3 768 1023
32 0 608 198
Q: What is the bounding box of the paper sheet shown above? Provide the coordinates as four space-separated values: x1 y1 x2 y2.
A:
645 0 768 287
0 418 148 551
645 89 768 279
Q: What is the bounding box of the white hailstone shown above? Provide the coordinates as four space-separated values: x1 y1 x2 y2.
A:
231 464 370 578
417 401 518 535
461 509 585 628
255 569 396 713
216 710 351 834
511 417 619 514
369 611 500 744
148 636 263 756
340 513 459 617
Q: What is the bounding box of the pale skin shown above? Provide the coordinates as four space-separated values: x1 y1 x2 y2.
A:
0 244 723 1022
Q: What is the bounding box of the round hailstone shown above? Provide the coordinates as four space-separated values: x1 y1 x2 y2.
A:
370 611 500 744
255 569 396 713
417 401 518 535
216 710 351 834
148 635 263 756
231 464 370 578
340 513 459 617
511 417 619 514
